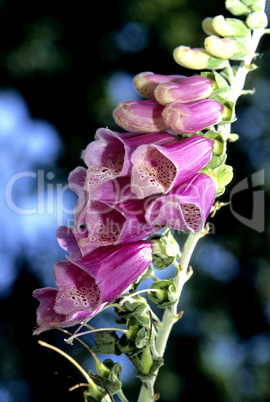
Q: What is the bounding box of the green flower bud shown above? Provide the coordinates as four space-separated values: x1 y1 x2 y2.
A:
212 15 250 37
204 36 238 59
204 36 249 60
202 17 218 35
173 46 228 70
201 164 233 197
149 229 180 270
225 0 251 15
246 11 268 28
147 279 178 308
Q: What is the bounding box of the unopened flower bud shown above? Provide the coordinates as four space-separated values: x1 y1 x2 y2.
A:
154 75 216 105
204 36 249 60
212 15 250 38
162 99 224 134
113 100 168 133
173 46 229 70
202 17 218 35
225 0 250 16
150 229 180 269
246 11 268 29
133 72 186 99
147 279 178 308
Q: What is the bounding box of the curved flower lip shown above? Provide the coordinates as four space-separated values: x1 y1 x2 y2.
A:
145 173 216 233
73 178 161 251
69 240 154 302
33 240 154 334
130 136 213 199
162 99 224 134
81 128 178 192
133 71 187 99
154 75 215 105
33 287 105 335
113 100 168 133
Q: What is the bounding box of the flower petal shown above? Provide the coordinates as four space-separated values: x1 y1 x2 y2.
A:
145 173 216 233
54 261 101 315
131 136 213 198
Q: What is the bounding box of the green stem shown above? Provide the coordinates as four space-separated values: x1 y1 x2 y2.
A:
230 26 266 103
138 7 267 401
117 389 129 402
137 230 206 401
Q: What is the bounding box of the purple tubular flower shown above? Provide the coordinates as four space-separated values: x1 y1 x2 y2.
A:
133 71 187 99
82 128 178 192
145 173 216 233
33 287 105 335
73 178 161 251
130 136 213 198
113 100 168 133
154 76 215 105
33 241 153 334
162 99 224 134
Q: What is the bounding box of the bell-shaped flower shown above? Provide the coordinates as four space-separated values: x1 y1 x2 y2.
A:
145 173 216 233
133 71 187 99
130 135 213 199
161 99 224 134
113 100 168 133
33 241 154 334
82 128 178 192
154 76 216 105
73 178 161 253
33 287 105 335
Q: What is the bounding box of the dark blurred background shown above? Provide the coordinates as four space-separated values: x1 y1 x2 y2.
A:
0 0 270 401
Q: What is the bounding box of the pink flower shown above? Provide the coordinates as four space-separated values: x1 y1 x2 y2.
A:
82 128 178 192
73 178 161 252
130 136 213 198
133 71 187 99
33 240 154 334
113 100 168 133
154 75 215 105
162 99 224 134
145 173 216 233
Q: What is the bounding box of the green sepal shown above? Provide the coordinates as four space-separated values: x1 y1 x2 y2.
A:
135 326 154 349
117 335 137 354
202 71 231 99
147 279 178 308
118 295 149 319
206 153 227 169
149 228 180 270
93 331 121 355
93 360 123 395
201 164 233 197
132 265 153 291
213 96 236 123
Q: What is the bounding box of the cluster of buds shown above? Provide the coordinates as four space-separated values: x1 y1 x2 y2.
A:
173 1 268 70
114 71 229 134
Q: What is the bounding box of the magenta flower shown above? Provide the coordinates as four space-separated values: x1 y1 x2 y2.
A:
161 99 224 134
145 173 216 233
133 71 187 99
33 241 154 334
33 287 105 335
73 178 161 252
113 100 168 133
130 136 213 198
82 128 178 192
154 75 215 105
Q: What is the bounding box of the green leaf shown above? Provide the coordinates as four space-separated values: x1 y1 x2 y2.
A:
93 331 121 355
94 361 123 395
